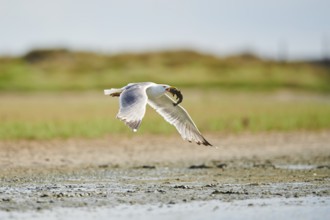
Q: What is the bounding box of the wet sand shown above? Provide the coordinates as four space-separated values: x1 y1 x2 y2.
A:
0 131 329 219
1 197 329 220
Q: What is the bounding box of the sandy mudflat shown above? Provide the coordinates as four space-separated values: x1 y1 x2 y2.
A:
0 131 329 219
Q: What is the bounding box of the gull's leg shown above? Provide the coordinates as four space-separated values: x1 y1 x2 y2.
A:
104 88 124 97
110 92 121 97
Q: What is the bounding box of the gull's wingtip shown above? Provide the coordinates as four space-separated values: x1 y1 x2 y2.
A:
116 115 142 132
202 140 213 147
194 139 213 146
200 137 213 147
204 141 213 147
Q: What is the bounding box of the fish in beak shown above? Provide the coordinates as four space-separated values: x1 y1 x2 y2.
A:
166 86 183 106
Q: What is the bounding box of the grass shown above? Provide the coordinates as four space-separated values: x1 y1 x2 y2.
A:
0 49 329 92
1 49 329 139
0 90 329 140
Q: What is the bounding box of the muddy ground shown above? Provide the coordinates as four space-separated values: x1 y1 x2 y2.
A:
0 131 329 216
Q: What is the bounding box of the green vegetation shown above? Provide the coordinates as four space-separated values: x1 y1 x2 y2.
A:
0 91 329 140
1 49 329 140
0 49 329 92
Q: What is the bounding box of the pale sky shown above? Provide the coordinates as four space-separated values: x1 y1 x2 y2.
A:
1 0 329 59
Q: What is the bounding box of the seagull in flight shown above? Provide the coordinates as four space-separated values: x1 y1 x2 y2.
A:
104 82 212 146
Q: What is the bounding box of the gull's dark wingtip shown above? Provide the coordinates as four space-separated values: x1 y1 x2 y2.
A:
201 137 213 146
203 139 213 146
195 137 213 146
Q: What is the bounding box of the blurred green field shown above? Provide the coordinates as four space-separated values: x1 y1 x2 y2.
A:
1 49 330 140
0 91 329 140
0 49 329 92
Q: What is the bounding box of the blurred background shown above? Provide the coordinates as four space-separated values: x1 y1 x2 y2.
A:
0 0 329 139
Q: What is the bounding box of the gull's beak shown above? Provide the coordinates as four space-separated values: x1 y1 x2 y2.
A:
166 86 183 106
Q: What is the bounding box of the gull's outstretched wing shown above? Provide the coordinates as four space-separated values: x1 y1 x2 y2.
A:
147 94 212 146
117 84 148 131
